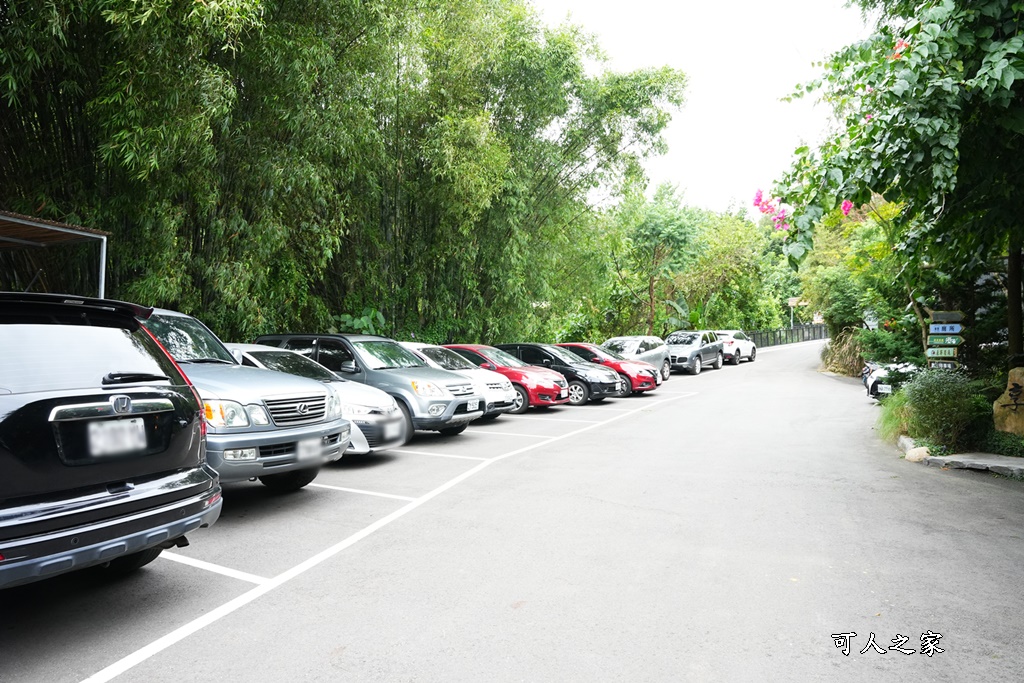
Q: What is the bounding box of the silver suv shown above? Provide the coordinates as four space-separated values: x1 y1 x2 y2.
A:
255 334 485 442
143 311 352 491
601 336 671 380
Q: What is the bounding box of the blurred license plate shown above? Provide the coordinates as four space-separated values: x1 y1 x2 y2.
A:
560 389 568 398
297 437 323 461
383 421 402 440
878 384 893 394
468 399 480 411
88 418 146 456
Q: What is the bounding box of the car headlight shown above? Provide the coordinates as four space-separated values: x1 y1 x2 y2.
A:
327 393 342 419
342 403 374 418
411 380 446 397
502 379 513 391
204 400 250 428
247 405 271 426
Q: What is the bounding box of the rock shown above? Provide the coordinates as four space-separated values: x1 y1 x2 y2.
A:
897 435 916 453
905 447 930 463
993 367 1024 436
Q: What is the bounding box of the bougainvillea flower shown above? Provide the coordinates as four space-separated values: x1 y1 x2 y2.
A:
841 200 853 216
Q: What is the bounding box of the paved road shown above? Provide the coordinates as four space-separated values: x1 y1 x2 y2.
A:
3 341 1024 682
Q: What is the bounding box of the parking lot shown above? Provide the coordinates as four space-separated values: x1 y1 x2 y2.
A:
1 373 701 683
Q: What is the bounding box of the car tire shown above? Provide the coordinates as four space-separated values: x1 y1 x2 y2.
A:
661 359 671 380
101 547 163 575
397 401 415 444
714 352 723 369
567 380 589 405
440 424 468 436
749 347 756 362
731 351 741 365
259 466 320 492
690 357 702 375
617 373 632 397
510 385 530 414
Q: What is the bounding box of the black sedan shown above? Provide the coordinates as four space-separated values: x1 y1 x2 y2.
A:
495 343 623 405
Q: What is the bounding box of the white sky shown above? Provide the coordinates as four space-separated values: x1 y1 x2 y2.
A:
532 0 873 213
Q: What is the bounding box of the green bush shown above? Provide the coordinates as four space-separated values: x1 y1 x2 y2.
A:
902 370 991 451
877 390 918 442
983 430 1024 458
820 328 864 376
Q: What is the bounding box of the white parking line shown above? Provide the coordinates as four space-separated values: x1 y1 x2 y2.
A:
160 552 269 586
468 430 548 438
504 415 602 424
80 391 697 683
392 448 489 461
309 483 416 501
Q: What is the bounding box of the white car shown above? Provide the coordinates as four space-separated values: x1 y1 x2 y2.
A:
400 342 517 420
227 343 405 455
715 330 757 364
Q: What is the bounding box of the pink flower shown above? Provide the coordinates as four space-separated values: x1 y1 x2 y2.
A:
865 114 874 122
753 189 764 207
841 200 853 216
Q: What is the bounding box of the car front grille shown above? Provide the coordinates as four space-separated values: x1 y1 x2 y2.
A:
486 382 504 391
264 395 327 426
446 383 475 397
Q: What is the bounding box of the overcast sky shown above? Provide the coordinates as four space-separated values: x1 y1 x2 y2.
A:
532 0 873 213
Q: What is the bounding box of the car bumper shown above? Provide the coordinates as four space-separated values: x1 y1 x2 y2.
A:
412 396 485 430
0 485 222 590
346 414 405 454
528 385 570 406
206 418 352 482
670 355 697 370
629 373 659 392
588 380 621 399
483 389 517 416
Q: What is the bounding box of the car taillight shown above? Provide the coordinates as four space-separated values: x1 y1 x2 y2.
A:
725 341 734 345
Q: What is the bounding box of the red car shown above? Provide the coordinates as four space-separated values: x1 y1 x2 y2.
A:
445 344 570 413
557 342 661 397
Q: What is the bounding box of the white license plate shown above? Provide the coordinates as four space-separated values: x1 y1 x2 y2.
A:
88 418 147 456
878 384 893 394
468 399 480 412
559 389 568 398
383 421 402 440
297 437 324 461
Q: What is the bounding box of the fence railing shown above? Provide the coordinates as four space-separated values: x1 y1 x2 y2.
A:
747 324 828 349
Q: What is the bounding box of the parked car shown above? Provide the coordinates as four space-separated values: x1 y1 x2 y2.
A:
862 361 919 399
556 342 661 397
601 336 671 380
666 330 725 375
0 294 222 589
142 311 352 492
227 343 404 455
254 334 484 441
715 330 758 364
445 344 570 413
496 343 623 406
399 342 517 420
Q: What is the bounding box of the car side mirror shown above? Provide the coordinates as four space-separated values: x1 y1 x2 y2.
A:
480 362 496 370
542 358 552 366
230 348 244 364
338 360 358 374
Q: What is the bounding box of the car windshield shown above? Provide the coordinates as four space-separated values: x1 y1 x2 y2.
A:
544 345 587 365
352 340 426 369
145 313 235 363
716 332 735 340
666 332 700 345
483 347 526 367
594 346 625 361
249 350 338 382
602 338 636 354
421 346 476 371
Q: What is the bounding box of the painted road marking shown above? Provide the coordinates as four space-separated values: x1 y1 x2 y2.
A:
467 430 548 438
392 448 489 461
503 415 602 424
160 552 269 586
308 483 416 501
80 391 697 683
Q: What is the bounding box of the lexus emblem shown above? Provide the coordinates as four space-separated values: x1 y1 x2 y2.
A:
112 395 133 414
296 403 309 415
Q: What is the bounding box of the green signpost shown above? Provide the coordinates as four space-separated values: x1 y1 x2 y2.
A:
926 335 964 347
927 312 966 370
926 347 958 358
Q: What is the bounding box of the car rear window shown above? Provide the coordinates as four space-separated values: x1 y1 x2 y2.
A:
666 332 699 345
420 346 476 371
0 324 183 394
250 350 338 382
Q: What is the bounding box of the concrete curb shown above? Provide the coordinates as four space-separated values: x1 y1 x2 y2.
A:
895 435 1024 480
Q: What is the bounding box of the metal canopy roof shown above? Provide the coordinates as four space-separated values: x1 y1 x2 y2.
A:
0 210 110 297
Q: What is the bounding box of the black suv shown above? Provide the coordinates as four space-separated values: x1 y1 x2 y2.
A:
495 343 623 405
0 294 222 589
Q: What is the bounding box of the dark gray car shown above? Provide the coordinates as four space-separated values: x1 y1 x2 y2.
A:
666 330 724 375
255 334 485 442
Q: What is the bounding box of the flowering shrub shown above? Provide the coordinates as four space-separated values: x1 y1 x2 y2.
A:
841 200 853 216
753 190 790 230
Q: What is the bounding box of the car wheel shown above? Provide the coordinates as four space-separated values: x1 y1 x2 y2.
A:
510 385 529 414
617 373 632 398
397 401 415 443
440 424 468 436
259 466 320 492
661 359 671 380
714 352 723 369
101 547 163 575
567 380 589 405
731 351 741 365
749 347 756 362
690 357 702 375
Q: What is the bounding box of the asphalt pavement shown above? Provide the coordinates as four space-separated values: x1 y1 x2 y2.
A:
3 340 1024 682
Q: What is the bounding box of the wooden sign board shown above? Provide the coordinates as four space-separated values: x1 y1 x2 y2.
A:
929 323 963 334
930 311 964 323
926 347 958 358
927 335 964 347
929 360 961 370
